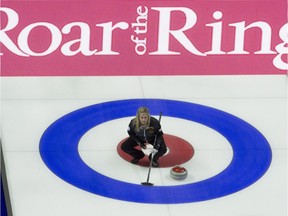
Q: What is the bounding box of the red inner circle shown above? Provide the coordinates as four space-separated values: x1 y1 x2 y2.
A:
117 134 194 168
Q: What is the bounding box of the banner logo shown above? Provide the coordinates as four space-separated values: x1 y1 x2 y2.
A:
0 2 287 75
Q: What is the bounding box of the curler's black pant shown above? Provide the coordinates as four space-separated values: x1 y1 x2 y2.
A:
121 136 167 162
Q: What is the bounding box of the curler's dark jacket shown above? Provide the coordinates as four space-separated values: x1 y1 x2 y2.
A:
127 116 164 150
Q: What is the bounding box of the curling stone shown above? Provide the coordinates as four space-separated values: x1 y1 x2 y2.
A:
170 165 188 180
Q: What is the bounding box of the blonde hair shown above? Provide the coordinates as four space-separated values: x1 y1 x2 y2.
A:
134 107 150 131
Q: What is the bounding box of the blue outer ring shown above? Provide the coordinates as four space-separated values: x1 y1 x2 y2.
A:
39 99 272 204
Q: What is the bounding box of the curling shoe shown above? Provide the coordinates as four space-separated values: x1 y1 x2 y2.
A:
152 161 159 167
131 155 144 164
148 154 159 167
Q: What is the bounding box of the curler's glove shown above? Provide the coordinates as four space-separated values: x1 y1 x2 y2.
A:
151 148 158 155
